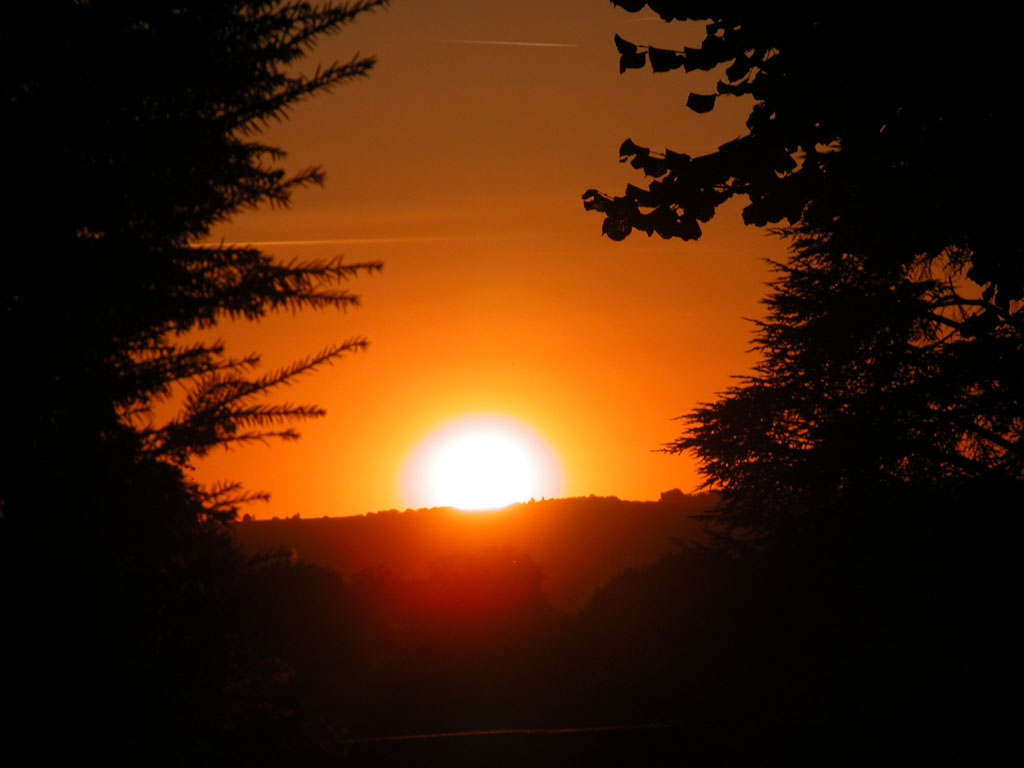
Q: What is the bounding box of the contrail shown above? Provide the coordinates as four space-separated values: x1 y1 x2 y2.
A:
436 38 578 48
192 235 498 247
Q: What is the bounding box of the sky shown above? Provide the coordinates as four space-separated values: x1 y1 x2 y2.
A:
194 0 787 518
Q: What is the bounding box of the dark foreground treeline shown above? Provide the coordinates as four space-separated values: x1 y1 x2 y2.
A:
3 487 1018 765
232 491 1017 764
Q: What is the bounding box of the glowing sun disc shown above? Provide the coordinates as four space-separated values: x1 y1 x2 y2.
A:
402 415 563 511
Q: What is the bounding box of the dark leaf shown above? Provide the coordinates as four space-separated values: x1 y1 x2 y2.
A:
725 55 754 81
639 205 679 238
677 215 702 240
619 137 646 158
602 216 632 241
741 200 778 227
582 189 612 212
642 157 669 177
614 34 638 55
626 183 659 206
687 93 717 113
718 80 753 96
629 154 649 170
648 46 685 73
682 45 721 72
619 50 647 73
619 138 650 169
664 148 691 167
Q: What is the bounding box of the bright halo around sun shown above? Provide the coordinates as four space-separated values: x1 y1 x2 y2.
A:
402 415 564 512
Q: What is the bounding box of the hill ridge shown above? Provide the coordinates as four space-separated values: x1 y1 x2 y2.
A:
232 492 715 612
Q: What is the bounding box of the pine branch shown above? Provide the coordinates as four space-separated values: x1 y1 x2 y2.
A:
142 339 368 464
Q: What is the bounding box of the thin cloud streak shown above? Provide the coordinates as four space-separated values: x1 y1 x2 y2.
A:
436 38 578 48
193 235 500 247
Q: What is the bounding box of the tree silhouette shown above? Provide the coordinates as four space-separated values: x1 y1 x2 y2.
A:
677 244 1024 549
584 6 1021 300
586 3 1023 548
3 0 388 524
1 2 389 763
586 4 1023 746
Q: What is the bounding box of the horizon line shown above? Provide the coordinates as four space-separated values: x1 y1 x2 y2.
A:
235 489 713 521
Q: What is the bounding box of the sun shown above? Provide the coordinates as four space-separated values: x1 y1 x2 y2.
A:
402 415 563 511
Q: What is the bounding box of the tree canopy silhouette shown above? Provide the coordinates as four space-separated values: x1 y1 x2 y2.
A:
2 2 388 763
2 0 388 523
585 8 1022 746
586 3 1023 548
584 6 1021 302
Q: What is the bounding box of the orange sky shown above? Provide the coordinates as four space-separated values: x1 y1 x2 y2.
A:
194 0 787 518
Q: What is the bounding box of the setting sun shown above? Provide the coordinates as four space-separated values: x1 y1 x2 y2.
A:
402 415 564 511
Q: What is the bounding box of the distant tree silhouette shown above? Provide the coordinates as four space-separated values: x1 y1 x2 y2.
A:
586 4 1023 548
340 547 571 736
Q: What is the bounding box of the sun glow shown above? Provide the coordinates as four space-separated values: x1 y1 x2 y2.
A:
402 415 563 511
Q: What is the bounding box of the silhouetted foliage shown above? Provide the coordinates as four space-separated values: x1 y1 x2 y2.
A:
587 3 1023 548
584 6 1021 302
679 245 1024 549
3 0 387 524
232 548 570 740
1 2 387 764
584 3 1023 750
